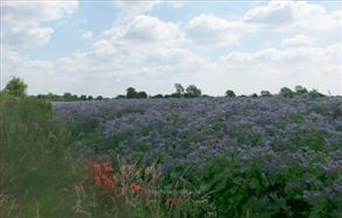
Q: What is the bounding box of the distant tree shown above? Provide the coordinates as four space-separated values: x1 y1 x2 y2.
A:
152 94 164 98
260 90 272 97
63 92 72 100
185 85 202 98
80 95 87 100
225 90 236 97
4 77 27 97
116 94 126 99
308 89 325 98
251 93 258 98
279 87 294 98
96 95 103 100
126 87 137 99
174 83 185 97
137 91 147 99
88 95 93 100
294 85 308 96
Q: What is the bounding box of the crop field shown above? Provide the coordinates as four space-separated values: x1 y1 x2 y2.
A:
49 96 342 217
2 95 342 217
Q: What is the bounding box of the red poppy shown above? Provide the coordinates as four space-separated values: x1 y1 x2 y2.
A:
131 183 141 192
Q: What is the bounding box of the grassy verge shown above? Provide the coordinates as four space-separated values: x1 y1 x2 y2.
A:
0 94 86 217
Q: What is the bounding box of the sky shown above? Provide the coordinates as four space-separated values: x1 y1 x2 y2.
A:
1 0 341 97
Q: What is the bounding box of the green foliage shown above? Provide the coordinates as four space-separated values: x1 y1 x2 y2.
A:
4 77 27 97
199 148 339 218
125 87 148 99
225 90 236 97
260 90 272 97
185 84 202 98
295 85 308 96
279 87 294 98
0 94 86 217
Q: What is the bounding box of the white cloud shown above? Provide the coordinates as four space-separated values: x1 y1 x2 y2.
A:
281 34 316 47
185 14 252 47
244 1 296 25
1 1 78 48
92 40 116 56
112 1 162 20
244 1 341 31
123 15 180 42
218 44 341 95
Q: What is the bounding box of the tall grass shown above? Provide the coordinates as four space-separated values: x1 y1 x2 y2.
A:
0 94 86 217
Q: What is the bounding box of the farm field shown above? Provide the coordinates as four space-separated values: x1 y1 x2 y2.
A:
50 96 342 217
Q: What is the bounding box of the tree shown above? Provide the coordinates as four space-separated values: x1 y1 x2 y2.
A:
279 87 294 98
174 83 184 97
137 91 147 99
96 95 103 100
4 77 27 97
294 85 308 96
88 95 93 100
185 85 202 98
116 94 126 99
152 94 163 98
225 90 236 97
80 95 87 100
308 89 325 98
251 93 258 98
260 90 272 97
126 87 137 99
63 92 72 100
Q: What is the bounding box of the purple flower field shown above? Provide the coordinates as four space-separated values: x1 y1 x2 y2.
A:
52 96 342 217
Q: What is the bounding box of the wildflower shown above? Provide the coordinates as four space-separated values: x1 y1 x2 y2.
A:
92 161 101 176
131 183 141 192
102 176 115 189
102 162 113 174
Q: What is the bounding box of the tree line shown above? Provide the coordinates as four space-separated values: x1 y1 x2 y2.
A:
2 77 327 101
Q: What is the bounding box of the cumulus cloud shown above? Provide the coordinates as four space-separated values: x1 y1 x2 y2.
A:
244 1 296 25
219 44 341 94
185 14 254 47
1 1 78 48
281 34 316 47
244 1 341 31
112 1 162 20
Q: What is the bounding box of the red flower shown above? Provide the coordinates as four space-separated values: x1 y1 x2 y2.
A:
102 162 113 174
102 176 115 189
92 161 101 176
131 183 141 192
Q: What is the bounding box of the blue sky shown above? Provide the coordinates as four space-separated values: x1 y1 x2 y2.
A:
1 1 341 97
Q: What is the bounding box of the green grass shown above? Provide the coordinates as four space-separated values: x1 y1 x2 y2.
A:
0 94 86 217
